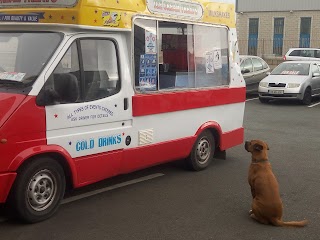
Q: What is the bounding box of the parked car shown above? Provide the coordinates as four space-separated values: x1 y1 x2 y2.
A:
240 55 270 93
258 61 320 104
283 48 320 61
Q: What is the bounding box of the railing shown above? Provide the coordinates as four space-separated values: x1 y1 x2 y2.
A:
238 38 320 57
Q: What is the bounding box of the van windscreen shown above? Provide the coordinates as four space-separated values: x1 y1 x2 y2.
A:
0 32 63 94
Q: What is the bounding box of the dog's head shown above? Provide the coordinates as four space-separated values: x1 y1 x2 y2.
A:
245 139 269 162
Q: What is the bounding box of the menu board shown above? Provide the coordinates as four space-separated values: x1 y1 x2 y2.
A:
139 54 157 91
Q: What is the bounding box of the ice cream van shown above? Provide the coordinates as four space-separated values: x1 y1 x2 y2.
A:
0 0 245 222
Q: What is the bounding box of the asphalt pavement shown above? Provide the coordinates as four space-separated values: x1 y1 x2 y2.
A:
1 95 320 240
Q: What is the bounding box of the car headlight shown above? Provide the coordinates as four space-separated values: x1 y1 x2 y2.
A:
287 83 300 88
259 82 268 87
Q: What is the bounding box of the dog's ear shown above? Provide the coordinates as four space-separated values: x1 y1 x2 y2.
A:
253 143 263 151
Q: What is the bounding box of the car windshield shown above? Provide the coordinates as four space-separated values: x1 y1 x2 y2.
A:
271 62 310 76
0 32 63 93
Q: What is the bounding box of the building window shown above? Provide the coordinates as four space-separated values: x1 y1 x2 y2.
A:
273 18 284 56
300 17 311 48
248 18 259 56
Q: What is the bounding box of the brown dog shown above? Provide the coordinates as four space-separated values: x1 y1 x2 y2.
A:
245 139 308 227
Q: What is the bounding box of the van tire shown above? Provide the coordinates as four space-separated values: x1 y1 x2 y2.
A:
301 87 312 105
186 130 215 171
8 157 65 223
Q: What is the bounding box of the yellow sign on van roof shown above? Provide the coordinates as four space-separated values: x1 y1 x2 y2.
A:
0 0 235 28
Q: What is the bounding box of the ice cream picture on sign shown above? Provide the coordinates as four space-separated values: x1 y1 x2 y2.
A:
145 30 157 54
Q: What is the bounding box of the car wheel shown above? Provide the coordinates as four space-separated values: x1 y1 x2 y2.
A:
186 130 215 171
301 87 312 105
8 157 66 223
259 98 270 104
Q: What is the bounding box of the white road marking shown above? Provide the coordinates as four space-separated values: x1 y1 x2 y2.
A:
246 97 258 102
62 173 165 204
308 101 320 108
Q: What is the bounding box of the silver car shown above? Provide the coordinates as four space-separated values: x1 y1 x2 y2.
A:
258 61 320 104
240 55 270 93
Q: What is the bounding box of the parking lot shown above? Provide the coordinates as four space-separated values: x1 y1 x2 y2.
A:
1 94 320 240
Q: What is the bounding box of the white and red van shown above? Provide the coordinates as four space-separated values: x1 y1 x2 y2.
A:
0 0 245 222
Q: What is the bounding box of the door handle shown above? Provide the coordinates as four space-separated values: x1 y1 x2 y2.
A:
124 98 128 110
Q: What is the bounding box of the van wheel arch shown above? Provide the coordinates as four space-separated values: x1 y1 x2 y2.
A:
206 127 220 150
12 153 74 193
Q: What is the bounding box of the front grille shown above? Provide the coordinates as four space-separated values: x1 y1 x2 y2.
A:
268 83 286 87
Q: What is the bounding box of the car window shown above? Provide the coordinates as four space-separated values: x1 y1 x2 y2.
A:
80 39 120 101
311 64 320 74
252 58 263 71
315 50 320 58
259 58 269 69
300 50 314 57
240 58 253 73
288 50 300 56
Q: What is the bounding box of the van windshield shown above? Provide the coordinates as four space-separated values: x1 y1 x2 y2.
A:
0 32 63 93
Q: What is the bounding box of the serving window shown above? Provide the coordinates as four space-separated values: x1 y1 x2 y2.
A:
133 18 230 93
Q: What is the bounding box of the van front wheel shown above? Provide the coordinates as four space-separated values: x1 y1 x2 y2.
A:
8 158 66 223
186 130 215 171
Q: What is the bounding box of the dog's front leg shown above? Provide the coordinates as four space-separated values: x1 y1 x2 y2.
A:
250 186 256 198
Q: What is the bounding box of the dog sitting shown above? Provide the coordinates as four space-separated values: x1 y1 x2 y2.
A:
245 139 308 227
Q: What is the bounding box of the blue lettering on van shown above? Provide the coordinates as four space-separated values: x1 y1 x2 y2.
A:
76 139 95 151
98 134 122 147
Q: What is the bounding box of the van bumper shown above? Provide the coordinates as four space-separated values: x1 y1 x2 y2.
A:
0 173 16 203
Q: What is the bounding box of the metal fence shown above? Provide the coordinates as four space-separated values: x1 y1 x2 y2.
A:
238 38 320 57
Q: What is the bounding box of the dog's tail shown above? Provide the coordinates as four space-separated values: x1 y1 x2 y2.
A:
271 218 308 227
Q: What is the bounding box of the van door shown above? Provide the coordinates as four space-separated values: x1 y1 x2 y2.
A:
37 34 133 184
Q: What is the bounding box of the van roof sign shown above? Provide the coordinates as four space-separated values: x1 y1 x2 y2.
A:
0 0 235 28
146 0 203 20
0 0 78 8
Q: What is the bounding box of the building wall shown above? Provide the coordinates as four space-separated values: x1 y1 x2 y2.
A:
237 0 320 12
237 10 320 57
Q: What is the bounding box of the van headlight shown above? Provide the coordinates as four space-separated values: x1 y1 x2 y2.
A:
259 82 268 87
287 83 300 88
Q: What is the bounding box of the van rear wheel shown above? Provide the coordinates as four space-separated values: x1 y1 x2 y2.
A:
8 157 65 223
186 130 215 171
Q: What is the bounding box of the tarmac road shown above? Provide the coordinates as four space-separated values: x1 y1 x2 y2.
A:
1 96 320 240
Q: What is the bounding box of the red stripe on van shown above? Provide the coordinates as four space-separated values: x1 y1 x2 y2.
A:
132 87 246 116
